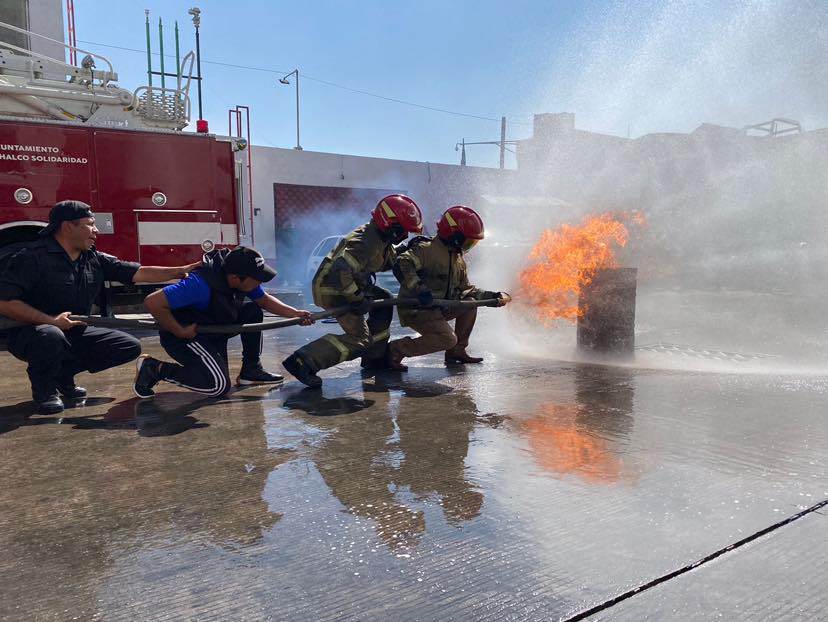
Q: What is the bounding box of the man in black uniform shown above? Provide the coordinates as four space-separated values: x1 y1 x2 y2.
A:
0 201 198 414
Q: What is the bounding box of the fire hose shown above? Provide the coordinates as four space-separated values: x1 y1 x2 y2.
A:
0 296 507 334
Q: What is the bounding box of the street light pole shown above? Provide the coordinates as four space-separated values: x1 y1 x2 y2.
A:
279 69 302 150
294 69 301 150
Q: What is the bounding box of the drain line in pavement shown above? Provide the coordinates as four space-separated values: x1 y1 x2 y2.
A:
564 497 828 622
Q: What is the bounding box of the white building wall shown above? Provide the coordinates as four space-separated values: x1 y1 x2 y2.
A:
249 145 514 261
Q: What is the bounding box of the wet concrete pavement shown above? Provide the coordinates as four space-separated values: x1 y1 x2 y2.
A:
1 318 826 621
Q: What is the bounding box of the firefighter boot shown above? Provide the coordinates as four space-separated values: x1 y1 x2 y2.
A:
386 342 408 372
361 342 392 370
444 349 484 365
445 308 482 364
282 353 322 388
360 355 387 370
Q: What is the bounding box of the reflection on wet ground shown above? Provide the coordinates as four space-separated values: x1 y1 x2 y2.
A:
287 374 486 551
522 367 636 484
282 387 375 417
0 322 826 620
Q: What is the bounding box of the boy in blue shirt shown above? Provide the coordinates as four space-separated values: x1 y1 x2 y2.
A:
134 246 313 398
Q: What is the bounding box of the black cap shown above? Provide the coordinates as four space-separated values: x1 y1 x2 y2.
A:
224 246 277 283
39 200 94 237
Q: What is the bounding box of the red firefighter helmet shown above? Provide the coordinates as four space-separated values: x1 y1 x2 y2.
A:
437 205 485 252
372 194 423 238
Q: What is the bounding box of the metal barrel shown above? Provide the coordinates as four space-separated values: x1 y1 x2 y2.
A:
577 267 637 359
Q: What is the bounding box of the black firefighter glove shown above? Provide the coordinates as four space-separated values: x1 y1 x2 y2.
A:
349 297 372 315
495 292 512 306
417 290 434 307
482 291 509 306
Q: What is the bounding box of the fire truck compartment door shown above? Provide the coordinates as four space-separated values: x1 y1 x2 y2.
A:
135 209 221 265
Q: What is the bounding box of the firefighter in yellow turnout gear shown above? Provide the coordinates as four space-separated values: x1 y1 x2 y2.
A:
388 206 510 370
282 195 424 388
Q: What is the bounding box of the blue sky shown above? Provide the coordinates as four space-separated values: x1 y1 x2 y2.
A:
72 1 827 167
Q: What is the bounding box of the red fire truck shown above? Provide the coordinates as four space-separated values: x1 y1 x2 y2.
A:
0 20 249 295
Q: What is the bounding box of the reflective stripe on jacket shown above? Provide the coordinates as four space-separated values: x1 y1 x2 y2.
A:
312 221 395 309
394 236 485 326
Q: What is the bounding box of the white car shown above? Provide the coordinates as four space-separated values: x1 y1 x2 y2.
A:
306 235 342 283
306 234 400 294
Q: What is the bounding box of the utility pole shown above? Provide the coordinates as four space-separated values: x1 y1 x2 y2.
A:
455 122 518 169
499 116 506 169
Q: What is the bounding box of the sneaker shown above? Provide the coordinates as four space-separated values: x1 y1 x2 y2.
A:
237 362 284 386
134 355 162 398
282 353 322 388
36 395 64 415
59 385 87 399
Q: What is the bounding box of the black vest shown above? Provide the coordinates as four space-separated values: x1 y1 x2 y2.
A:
171 249 245 326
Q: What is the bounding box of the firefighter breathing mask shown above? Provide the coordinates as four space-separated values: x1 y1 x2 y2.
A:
461 238 479 252
387 223 409 244
444 232 478 253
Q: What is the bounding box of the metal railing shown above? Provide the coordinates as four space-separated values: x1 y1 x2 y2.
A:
130 52 195 127
0 20 116 85
133 86 190 125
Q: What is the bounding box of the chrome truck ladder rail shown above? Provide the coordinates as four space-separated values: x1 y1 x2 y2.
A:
0 20 117 85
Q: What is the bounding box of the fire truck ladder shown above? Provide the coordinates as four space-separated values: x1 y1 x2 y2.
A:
0 20 126 119
0 20 117 85
0 20 193 130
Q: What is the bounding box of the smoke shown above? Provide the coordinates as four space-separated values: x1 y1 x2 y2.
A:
469 0 828 368
275 202 368 288
273 176 412 288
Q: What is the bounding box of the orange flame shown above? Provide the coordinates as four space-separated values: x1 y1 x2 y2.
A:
518 212 635 323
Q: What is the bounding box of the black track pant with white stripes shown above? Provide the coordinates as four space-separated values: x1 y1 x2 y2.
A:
157 302 263 397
